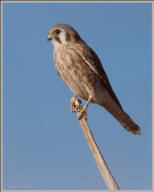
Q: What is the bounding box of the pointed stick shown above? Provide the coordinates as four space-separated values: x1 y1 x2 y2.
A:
73 98 120 190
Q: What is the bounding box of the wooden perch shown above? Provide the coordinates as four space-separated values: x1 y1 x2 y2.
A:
72 97 120 190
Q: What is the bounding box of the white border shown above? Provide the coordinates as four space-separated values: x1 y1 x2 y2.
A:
1 1 153 192
1 1 3 192
1 1 154 3
152 2 154 191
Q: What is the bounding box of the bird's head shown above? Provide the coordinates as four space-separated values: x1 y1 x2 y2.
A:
47 24 81 46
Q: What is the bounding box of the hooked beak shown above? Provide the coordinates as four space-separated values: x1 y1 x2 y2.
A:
47 35 52 41
47 32 53 41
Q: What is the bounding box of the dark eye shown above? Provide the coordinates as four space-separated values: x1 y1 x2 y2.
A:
55 29 61 34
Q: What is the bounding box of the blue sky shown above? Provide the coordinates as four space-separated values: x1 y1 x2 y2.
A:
2 2 152 190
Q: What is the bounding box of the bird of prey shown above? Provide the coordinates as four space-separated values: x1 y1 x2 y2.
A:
48 24 141 135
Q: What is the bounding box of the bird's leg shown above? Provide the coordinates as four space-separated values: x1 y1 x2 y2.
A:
70 95 77 112
70 95 82 112
77 96 92 121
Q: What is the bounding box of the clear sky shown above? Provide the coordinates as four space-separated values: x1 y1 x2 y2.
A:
2 2 152 190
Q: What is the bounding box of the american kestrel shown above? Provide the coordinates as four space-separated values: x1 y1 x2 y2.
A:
48 24 141 135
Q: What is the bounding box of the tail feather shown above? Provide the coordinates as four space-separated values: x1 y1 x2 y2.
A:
115 110 141 135
102 102 141 135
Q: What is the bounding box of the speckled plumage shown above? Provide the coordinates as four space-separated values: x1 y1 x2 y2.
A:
48 24 141 135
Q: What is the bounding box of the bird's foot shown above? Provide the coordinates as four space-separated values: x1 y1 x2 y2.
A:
70 96 76 112
77 108 88 121
70 96 88 120
70 95 82 113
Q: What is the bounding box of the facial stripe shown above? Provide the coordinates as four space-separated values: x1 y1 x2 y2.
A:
55 36 61 44
74 33 80 42
66 32 70 41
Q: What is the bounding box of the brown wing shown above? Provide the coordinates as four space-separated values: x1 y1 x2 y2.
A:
76 42 123 110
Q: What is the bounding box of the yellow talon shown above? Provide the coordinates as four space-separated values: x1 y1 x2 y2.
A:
70 95 82 112
70 96 77 112
77 108 88 121
70 95 88 121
